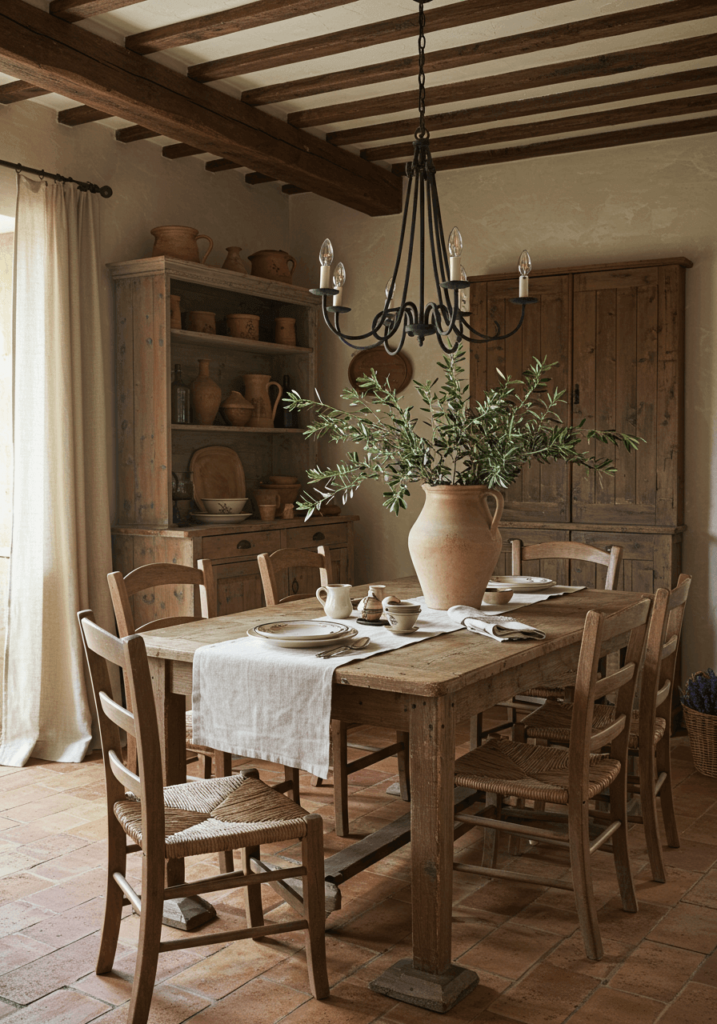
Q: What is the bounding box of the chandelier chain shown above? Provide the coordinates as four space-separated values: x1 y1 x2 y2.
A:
415 2 428 140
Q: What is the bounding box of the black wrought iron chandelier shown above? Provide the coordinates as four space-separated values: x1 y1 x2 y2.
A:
310 0 537 354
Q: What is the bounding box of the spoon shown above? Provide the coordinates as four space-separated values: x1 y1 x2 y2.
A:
315 636 371 659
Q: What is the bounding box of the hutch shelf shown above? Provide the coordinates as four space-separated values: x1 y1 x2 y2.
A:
108 256 357 626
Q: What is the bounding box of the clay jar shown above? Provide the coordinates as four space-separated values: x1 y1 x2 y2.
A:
185 310 216 334
248 250 297 284
222 246 247 273
274 317 296 346
408 485 504 609
190 359 221 425
170 294 182 328
150 226 213 263
220 391 253 427
244 374 283 428
226 313 261 340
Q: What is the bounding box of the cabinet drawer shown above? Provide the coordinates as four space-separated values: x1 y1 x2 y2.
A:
286 523 348 549
202 530 281 561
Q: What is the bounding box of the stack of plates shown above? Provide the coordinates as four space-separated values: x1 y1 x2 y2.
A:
248 619 358 649
191 512 252 525
487 576 555 592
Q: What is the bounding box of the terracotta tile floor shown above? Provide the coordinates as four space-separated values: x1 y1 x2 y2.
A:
0 717 714 1024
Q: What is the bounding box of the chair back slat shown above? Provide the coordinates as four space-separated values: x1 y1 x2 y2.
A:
99 690 136 737
109 748 141 793
594 662 637 701
601 599 652 642
589 714 627 751
512 539 622 591
259 545 333 607
108 559 216 637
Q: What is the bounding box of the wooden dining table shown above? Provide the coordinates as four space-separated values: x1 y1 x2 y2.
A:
140 578 647 1013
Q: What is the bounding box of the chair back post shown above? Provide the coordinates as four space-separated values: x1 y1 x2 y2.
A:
653 574 691 723
511 539 623 591
607 598 652 768
568 610 606 794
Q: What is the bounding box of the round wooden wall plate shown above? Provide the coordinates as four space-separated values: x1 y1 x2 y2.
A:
348 348 412 394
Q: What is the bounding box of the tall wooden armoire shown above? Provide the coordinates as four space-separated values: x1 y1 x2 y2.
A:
469 257 690 590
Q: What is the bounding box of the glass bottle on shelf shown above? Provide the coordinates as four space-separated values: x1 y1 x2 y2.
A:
171 363 190 424
275 374 297 429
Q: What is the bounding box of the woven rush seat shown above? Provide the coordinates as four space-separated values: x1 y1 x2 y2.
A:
522 702 666 750
185 709 213 754
454 737 621 804
520 686 564 700
115 773 309 859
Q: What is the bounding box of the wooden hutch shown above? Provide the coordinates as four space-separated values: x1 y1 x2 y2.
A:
469 257 689 590
109 256 356 626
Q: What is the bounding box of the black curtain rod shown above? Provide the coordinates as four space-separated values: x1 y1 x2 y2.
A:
0 159 113 198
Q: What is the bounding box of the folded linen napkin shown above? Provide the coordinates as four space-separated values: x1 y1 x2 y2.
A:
448 605 546 642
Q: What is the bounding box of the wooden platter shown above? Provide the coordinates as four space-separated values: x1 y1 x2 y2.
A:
348 348 412 394
189 446 246 512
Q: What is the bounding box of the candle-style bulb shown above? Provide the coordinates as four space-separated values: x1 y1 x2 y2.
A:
333 262 346 288
518 250 532 277
448 227 463 257
319 238 334 266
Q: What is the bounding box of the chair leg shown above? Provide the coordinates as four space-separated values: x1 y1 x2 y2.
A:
469 714 482 750
213 750 232 777
638 744 667 884
201 754 212 779
609 768 638 915
568 799 603 961
396 731 410 802
482 793 501 868
126 851 165 1024
332 720 350 838
310 775 324 787
301 816 329 1000
285 766 301 805
96 817 127 975
241 846 264 930
655 733 680 850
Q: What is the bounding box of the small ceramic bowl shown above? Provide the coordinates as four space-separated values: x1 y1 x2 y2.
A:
384 606 420 631
203 498 249 514
483 588 514 606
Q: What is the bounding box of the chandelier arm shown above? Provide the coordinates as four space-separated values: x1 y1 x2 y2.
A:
425 168 451 317
419 166 426 320
456 301 528 342
381 169 415 323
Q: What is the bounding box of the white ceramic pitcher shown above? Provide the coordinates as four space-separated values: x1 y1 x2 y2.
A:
316 584 353 620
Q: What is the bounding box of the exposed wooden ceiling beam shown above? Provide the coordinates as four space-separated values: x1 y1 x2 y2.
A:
0 0 401 217
369 91 717 163
206 159 240 172
188 0 570 83
282 184 309 194
50 0 143 23
289 32 717 128
328 66 717 147
419 114 717 172
163 143 204 159
246 172 275 184
57 103 108 125
125 1 357 56
0 79 49 103
243 0 715 107
115 124 158 143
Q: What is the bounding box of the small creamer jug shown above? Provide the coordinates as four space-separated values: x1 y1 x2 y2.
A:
316 584 353 620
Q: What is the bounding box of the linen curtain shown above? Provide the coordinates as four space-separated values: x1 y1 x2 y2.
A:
0 175 115 765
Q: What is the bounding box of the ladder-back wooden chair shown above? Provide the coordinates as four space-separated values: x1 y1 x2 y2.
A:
453 597 651 961
258 546 411 838
108 560 301 806
78 610 328 1024
471 540 623 747
517 574 691 883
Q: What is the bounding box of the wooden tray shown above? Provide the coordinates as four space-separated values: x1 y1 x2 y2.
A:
348 348 412 394
189 446 246 512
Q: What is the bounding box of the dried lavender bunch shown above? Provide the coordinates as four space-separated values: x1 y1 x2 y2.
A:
681 669 717 716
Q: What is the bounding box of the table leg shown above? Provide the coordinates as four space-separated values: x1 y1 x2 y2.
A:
149 657 217 932
370 694 478 1013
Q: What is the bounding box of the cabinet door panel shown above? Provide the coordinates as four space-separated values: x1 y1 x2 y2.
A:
572 268 659 525
213 559 271 615
470 275 571 522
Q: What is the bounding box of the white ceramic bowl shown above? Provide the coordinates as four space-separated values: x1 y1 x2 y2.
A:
203 497 249 514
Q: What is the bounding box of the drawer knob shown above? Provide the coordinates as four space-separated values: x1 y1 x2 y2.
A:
237 540 251 550
313 532 325 541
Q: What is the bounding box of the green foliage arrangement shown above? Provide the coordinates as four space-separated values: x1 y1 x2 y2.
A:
284 345 642 517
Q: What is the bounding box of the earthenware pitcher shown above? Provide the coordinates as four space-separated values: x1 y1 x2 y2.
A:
243 373 283 428
408 484 504 609
222 246 247 273
150 226 213 263
248 249 298 284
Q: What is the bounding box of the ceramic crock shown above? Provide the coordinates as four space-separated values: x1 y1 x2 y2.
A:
150 226 213 263
248 249 298 284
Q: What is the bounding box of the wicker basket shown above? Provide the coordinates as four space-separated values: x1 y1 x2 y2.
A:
683 705 717 778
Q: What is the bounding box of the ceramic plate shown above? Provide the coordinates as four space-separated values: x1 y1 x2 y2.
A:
487 576 555 592
253 620 353 641
248 626 358 649
191 512 253 524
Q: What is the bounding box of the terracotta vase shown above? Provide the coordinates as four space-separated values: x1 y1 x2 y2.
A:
226 313 261 340
222 246 247 273
220 391 253 427
408 484 504 609
244 374 283 428
248 249 297 284
274 317 296 346
190 359 221 425
150 226 213 263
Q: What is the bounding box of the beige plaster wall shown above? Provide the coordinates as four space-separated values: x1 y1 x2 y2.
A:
288 133 717 680
0 99 290 514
